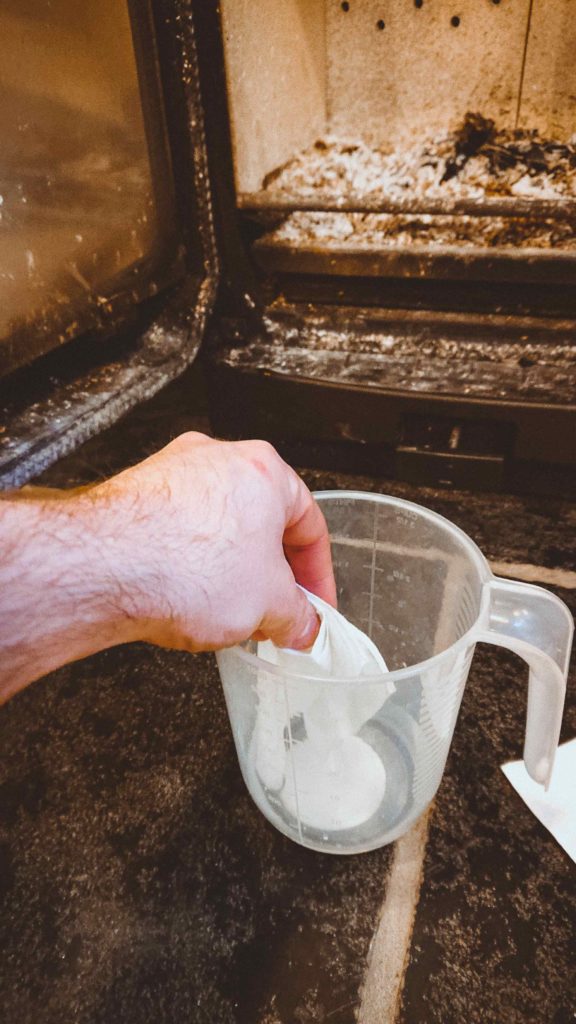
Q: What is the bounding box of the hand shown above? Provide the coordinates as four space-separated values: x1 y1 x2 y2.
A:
0 433 337 698
98 432 336 652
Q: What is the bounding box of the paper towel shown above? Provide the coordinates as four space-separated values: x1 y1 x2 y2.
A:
501 737 576 864
253 588 394 831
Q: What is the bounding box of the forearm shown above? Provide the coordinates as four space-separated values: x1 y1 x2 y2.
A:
0 490 139 701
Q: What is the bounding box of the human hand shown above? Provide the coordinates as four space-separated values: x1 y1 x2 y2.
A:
94 432 336 652
0 433 336 698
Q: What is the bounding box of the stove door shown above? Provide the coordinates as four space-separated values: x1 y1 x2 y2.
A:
0 0 218 489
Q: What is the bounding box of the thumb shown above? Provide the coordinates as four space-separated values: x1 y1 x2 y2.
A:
257 579 320 651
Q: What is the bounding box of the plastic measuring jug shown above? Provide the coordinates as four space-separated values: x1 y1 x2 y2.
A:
216 492 573 854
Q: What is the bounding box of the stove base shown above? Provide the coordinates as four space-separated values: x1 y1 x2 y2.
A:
206 305 576 496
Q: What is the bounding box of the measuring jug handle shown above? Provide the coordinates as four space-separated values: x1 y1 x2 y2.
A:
477 577 573 789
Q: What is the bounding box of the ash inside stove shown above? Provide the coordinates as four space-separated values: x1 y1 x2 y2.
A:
261 114 576 251
268 212 575 252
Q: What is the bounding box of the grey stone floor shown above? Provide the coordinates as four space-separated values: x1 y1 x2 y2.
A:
0 366 574 1023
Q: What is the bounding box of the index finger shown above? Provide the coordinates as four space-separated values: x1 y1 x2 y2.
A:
283 475 337 608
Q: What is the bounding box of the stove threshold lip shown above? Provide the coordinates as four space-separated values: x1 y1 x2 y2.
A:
264 299 576 337
254 237 576 263
253 238 576 286
213 348 576 415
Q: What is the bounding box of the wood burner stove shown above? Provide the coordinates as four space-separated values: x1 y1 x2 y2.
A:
1 0 574 494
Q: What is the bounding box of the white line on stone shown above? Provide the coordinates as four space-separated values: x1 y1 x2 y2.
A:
357 811 431 1024
489 561 576 590
343 547 572 1021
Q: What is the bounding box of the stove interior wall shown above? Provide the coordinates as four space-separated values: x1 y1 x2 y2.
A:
220 0 326 192
221 0 575 194
517 0 576 137
328 0 535 144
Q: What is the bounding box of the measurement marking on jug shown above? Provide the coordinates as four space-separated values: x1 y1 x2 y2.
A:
367 507 379 641
333 534 451 566
335 538 576 591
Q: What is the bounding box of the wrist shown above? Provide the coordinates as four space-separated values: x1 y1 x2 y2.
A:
0 491 141 698
84 473 190 649
68 483 156 644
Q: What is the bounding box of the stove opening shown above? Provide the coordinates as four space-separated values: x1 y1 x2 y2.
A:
220 1 576 279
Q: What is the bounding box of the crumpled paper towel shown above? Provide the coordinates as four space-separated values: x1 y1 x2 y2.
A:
254 588 394 832
501 737 576 864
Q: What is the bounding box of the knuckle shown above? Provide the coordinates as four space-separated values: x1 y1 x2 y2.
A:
237 439 283 484
251 439 279 462
171 430 211 451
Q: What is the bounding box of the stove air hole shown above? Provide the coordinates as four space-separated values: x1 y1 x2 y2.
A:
451 15 461 26
376 18 385 30
341 2 350 11
414 0 424 7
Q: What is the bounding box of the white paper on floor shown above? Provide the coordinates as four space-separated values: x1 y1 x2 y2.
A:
501 737 576 864
255 588 394 832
